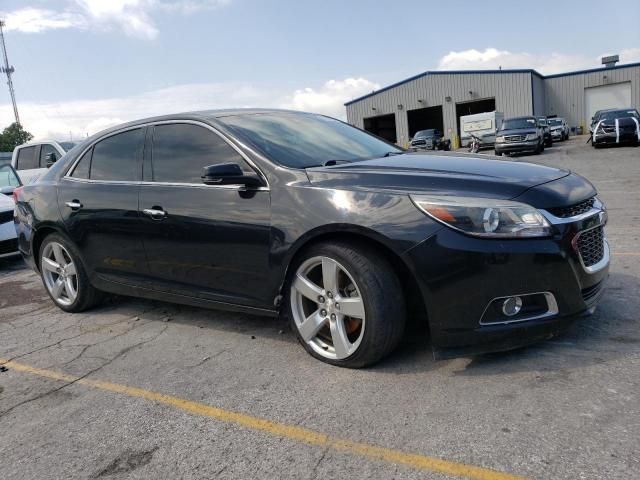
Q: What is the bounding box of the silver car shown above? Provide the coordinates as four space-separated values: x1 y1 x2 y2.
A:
548 118 570 141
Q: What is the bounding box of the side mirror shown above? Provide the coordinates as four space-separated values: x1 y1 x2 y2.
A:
201 162 262 188
0 186 15 196
45 152 58 168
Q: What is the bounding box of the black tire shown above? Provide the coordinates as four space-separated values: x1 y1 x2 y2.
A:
494 150 502 156
285 241 406 368
534 140 543 154
39 233 104 312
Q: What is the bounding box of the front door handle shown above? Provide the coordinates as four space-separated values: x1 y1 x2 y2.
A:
143 207 167 219
65 200 82 210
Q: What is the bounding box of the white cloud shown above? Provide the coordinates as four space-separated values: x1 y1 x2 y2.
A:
437 47 640 75
1 8 85 33
0 77 378 140
282 78 380 119
1 0 231 39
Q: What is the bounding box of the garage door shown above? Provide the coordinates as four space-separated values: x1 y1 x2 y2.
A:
585 82 632 125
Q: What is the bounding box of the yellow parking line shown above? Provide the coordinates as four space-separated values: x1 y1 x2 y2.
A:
0 358 524 480
612 252 640 256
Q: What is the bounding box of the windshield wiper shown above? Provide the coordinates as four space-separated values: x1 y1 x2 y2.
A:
383 151 403 157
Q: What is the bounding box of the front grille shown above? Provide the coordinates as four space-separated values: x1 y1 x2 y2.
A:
0 209 13 224
411 140 426 146
505 135 525 142
581 280 604 304
0 238 18 255
577 226 605 267
548 197 595 218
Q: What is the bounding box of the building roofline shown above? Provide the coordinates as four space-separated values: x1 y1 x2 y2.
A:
543 61 640 79
344 62 640 106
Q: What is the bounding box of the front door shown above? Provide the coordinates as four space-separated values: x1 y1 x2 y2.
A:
58 127 148 283
139 122 272 309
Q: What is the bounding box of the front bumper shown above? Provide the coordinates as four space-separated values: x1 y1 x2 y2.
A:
495 140 538 153
404 206 609 358
593 132 638 145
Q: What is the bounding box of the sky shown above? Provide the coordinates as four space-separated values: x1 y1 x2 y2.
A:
0 0 639 140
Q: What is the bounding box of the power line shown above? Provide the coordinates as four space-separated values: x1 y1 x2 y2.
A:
0 20 20 125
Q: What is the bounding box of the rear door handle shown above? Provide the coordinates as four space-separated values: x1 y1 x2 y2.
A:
143 207 167 219
65 200 82 210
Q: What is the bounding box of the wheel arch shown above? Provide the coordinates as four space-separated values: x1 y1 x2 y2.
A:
31 223 67 272
278 226 430 334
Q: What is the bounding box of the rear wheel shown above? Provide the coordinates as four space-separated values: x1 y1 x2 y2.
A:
286 241 405 368
40 233 103 312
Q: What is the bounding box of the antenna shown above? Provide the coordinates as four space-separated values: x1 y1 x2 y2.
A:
0 20 20 125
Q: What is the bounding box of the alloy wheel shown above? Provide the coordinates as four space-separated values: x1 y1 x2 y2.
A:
290 256 366 360
41 242 79 306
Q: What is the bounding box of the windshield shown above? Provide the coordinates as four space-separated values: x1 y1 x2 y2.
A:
58 141 77 152
414 130 435 138
547 119 562 126
0 164 21 189
500 118 537 131
600 110 640 122
219 112 403 168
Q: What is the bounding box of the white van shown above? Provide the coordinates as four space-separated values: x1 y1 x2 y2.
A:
11 140 76 185
460 111 504 148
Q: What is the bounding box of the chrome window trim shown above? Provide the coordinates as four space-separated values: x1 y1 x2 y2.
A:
63 119 270 190
61 176 269 191
479 292 559 326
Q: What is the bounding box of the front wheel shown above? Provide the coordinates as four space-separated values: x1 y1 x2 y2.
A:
40 233 103 312
286 242 405 368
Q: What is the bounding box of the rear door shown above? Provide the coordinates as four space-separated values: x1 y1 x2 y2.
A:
139 121 272 309
58 127 149 283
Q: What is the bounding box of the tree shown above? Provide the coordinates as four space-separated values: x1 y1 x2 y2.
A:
0 122 34 152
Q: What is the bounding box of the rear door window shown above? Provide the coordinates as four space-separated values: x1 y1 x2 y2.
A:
70 148 92 179
15 146 38 170
151 123 248 184
89 129 143 181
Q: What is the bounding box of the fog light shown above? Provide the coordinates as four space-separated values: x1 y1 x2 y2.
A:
502 296 523 316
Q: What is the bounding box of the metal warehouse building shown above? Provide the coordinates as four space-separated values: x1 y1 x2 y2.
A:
345 62 640 147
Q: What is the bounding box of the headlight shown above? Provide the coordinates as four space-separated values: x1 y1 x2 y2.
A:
495 136 505 143
525 133 538 141
410 195 552 238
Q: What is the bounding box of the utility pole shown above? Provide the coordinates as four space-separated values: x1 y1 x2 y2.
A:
0 20 20 125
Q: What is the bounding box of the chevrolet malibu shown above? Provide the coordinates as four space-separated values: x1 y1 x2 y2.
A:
14 110 610 367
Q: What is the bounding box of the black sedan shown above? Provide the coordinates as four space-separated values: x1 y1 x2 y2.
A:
591 109 640 147
14 110 609 367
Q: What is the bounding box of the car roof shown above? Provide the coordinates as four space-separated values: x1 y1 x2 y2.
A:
78 109 315 143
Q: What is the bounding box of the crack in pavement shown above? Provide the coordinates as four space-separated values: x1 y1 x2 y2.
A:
0 324 169 420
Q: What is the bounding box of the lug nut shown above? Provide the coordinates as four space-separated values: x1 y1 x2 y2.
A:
327 291 333 298
320 309 327 317
335 303 340 309
318 295 325 303
330 313 336 320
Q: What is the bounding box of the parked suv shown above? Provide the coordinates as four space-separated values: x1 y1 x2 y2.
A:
536 116 553 147
409 129 451 151
494 116 544 156
11 140 77 185
548 117 570 141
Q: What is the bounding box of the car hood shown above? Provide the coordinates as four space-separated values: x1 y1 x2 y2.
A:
305 153 572 201
497 128 537 136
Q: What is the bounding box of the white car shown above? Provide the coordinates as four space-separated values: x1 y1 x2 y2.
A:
0 164 21 258
11 140 76 185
